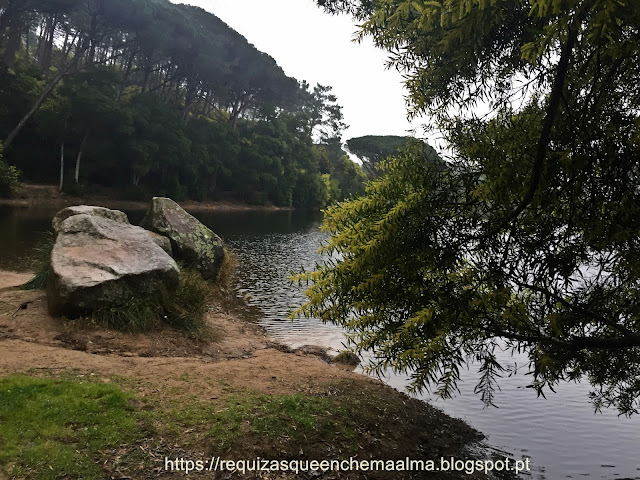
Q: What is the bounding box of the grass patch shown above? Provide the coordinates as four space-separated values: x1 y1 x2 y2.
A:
0 371 493 480
209 391 356 453
90 294 166 331
0 375 147 480
91 264 212 338
21 231 54 290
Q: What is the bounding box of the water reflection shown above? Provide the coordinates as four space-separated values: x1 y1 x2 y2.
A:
0 206 56 271
191 210 347 350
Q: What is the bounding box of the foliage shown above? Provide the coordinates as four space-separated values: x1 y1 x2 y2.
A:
161 266 211 335
0 141 20 197
300 0 640 415
0 375 145 480
317 138 368 198
334 350 361 366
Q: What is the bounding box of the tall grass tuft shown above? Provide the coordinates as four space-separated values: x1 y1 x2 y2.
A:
216 246 238 288
91 294 166 332
92 264 213 339
21 231 55 290
162 266 211 335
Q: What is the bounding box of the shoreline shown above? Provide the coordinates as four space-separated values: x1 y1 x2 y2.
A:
0 269 497 480
0 183 297 212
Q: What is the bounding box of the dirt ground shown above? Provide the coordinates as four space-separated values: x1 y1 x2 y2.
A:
0 271 358 397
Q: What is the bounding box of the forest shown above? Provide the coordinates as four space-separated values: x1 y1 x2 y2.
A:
0 0 366 207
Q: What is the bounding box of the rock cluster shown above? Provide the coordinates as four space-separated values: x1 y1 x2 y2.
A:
46 199 224 317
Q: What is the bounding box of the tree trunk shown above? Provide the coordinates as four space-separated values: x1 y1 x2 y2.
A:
87 14 98 65
141 65 152 93
59 142 65 192
39 15 58 71
4 42 87 148
25 22 30 58
62 30 78 61
75 133 88 183
2 21 21 67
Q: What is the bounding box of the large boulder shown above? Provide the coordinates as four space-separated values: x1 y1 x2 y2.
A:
148 231 173 257
47 213 180 317
140 197 225 280
52 205 172 254
52 205 129 233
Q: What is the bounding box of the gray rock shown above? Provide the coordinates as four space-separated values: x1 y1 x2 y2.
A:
140 197 225 280
47 213 179 317
148 231 173 257
52 205 130 233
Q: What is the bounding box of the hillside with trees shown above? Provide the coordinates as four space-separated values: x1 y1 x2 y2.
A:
0 0 365 206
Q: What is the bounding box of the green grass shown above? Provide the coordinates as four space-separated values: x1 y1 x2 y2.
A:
209 391 356 452
0 373 492 480
0 375 147 480
144 387 358 455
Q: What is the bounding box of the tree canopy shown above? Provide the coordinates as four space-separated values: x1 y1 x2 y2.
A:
0 0 365 205
295 0 640 415
345 135 418 176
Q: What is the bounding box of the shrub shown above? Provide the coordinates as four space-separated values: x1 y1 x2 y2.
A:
0 142 20 197
161 266 211 334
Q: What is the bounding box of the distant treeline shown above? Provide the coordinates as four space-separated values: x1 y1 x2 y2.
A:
0 0 366 206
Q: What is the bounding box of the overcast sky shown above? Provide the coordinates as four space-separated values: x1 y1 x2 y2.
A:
170 0 426 143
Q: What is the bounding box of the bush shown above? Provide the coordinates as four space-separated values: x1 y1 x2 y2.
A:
161 266 211 334
0 142 20 197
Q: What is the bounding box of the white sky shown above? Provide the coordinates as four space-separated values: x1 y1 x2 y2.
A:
170 0 428 143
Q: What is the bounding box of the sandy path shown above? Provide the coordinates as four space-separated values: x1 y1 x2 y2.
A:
0 339 356 396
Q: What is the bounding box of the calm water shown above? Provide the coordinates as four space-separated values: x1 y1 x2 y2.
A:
1 205 639 479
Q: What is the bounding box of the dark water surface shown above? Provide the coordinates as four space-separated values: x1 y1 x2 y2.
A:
1 205 639 479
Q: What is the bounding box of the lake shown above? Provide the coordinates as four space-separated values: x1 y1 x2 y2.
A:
1 205 639 479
